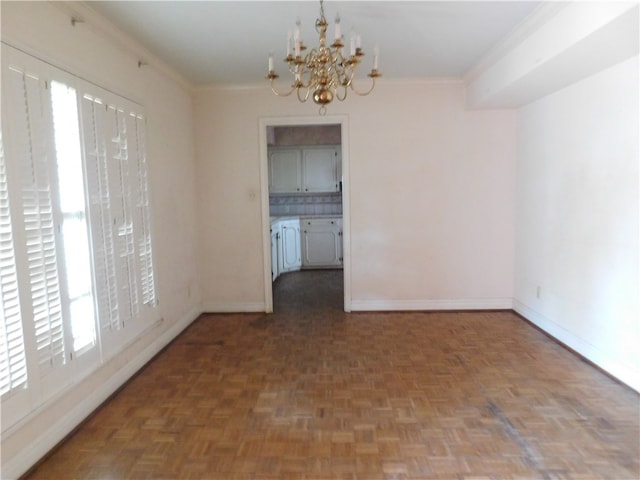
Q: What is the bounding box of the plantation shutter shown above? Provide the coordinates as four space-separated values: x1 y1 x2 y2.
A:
107 106 139 324
128 113 156 307
1 45 159 431
81 96 154 337
7 67 66 375
0 131 27 396
81 95 120 333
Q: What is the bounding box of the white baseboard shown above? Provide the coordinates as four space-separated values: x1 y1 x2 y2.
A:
350 297 514 311
513 299 640 393
2 306 202 480
201 298 513 314
201 301 267 313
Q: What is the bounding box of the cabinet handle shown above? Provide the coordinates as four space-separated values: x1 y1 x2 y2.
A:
297 188 300 191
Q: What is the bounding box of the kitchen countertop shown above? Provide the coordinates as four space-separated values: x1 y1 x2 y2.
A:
271 214 342 224
270 215 298 223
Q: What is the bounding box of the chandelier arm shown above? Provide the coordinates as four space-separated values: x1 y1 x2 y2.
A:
298 69 314 90
349 75 378 96
335 84 348 102
296 86 311 102
297 50 316 88
268 77 296 97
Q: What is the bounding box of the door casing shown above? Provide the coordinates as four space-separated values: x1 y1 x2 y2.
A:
258 115 351 313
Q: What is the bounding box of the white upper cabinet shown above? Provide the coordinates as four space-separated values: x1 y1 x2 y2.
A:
269 148 303 193
268 146 340 193
302 147 340 193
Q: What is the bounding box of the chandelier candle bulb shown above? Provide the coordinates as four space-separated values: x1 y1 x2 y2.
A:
334 14 341 41
287 32 292 56
350 34 356 56
294 18 301 56
373 46 379 70
268 53 274 72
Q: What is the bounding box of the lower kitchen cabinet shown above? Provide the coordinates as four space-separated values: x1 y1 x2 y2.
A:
271 217 301 281
272 216 342 279
301 217 343 268
280 218 301 272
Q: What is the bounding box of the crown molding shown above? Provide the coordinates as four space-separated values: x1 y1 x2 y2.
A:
55 1 194 93
192 76 464 94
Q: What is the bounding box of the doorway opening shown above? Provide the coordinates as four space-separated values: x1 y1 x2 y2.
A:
259 115 351 313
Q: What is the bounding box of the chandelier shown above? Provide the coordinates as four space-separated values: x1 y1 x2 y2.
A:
266 0 381 114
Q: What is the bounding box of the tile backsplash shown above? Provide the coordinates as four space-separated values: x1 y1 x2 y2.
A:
270 193 342 216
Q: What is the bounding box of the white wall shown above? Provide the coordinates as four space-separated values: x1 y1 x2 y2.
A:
1 3 201 478
514 56 639 391
194 79 517 312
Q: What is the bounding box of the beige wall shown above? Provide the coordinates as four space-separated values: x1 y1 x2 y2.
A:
194 80 517 311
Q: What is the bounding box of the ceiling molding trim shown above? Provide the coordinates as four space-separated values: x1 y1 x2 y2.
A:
66 1 194 92
192 76 464 94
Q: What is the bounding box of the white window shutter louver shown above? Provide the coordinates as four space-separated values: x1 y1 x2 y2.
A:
82 96 120 334
9 68 66 375
0 131 28 397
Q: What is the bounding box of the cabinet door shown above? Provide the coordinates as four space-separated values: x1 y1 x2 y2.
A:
301 218 342 267
270 229 280 281
336 219 343 264
281 221 301 272
302 147 339 192
269 148 302 193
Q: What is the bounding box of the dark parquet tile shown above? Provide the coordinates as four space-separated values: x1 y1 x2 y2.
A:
24 270 639 479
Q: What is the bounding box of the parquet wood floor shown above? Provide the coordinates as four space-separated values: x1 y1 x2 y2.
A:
24 271 639 479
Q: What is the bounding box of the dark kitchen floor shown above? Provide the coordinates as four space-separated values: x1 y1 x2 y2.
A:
273 269 344 315
24 270 640 479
